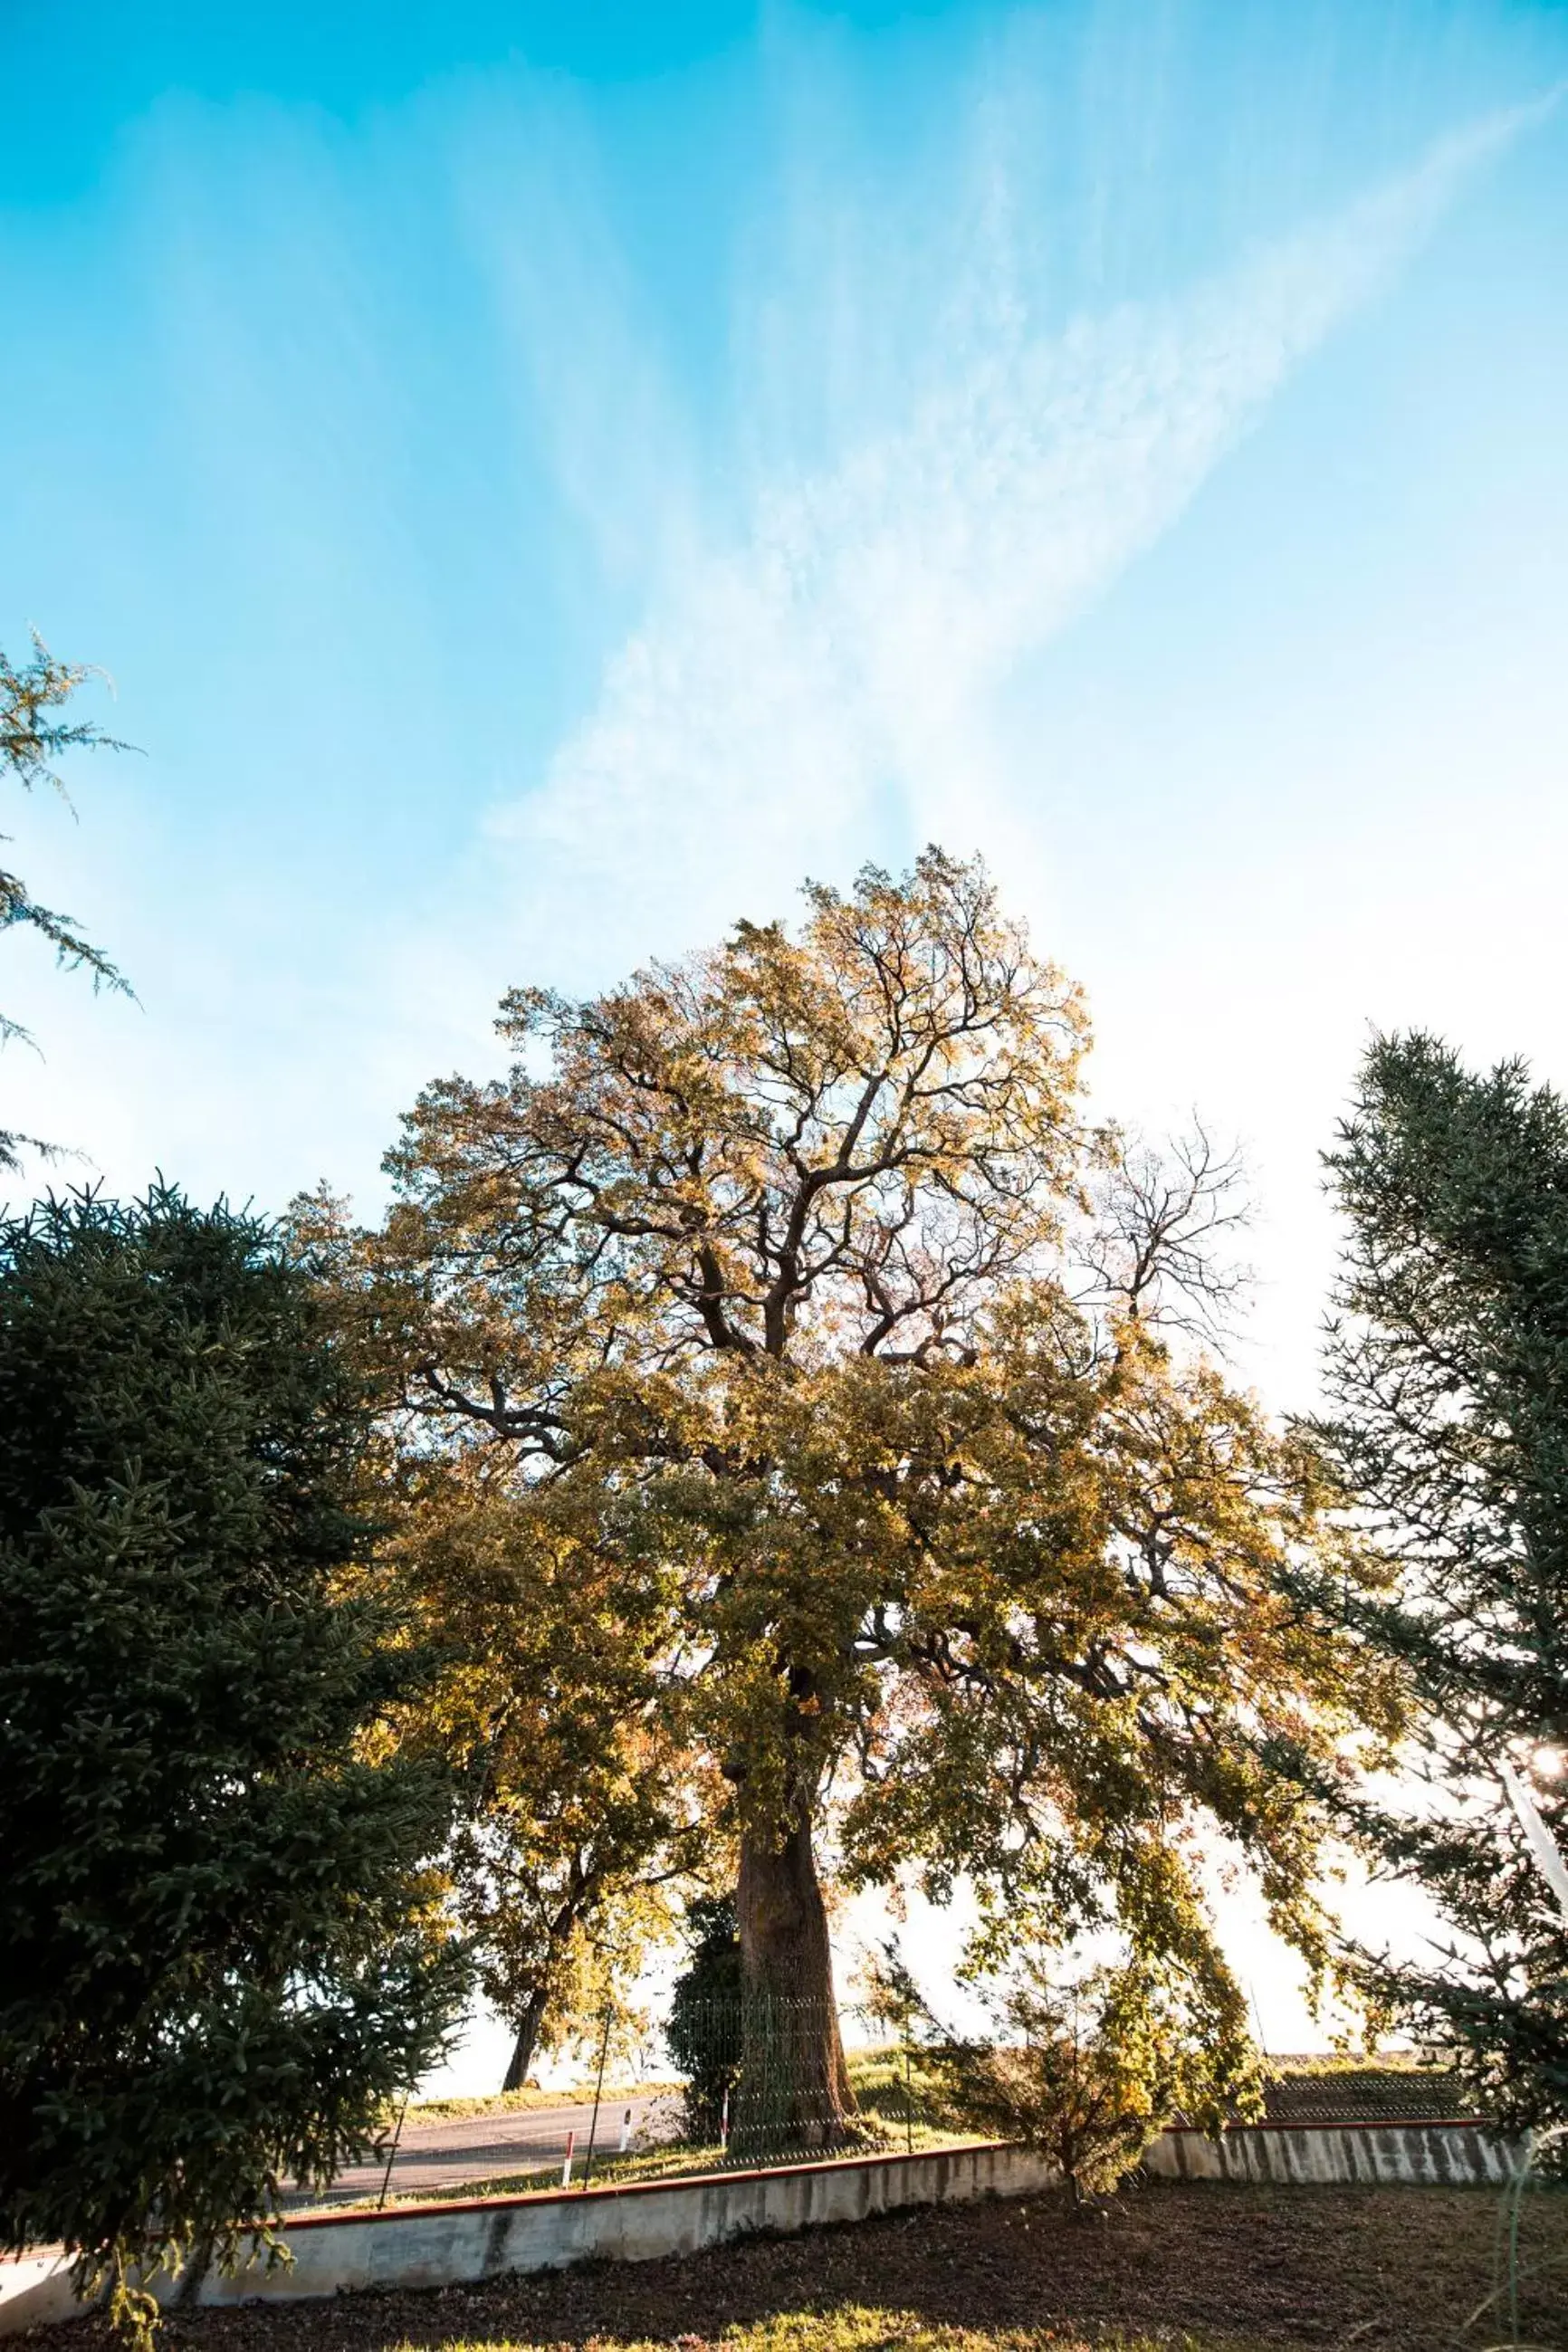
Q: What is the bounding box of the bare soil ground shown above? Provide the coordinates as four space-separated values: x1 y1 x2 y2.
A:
34 2182 1567 2352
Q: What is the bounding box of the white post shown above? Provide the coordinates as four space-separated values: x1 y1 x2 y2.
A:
1500 1758 1568 1920
619 2106 633 2154
560 2128 575 2188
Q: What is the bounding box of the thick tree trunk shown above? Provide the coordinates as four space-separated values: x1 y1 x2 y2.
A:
732 1814 856 2154
500 1984 550 2096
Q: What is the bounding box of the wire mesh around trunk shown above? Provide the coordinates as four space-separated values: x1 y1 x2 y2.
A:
656 1993 889 2171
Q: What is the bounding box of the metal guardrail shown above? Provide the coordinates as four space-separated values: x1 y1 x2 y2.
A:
1257 2070 1477 2125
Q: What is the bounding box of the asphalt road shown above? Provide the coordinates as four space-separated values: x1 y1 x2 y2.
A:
287 2093 679 2209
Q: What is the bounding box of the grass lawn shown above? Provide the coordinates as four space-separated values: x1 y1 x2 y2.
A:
375 2127 972 2209
407 2051 942 2134
96 2181 1567 2352
407 2088 681 2125
387 2314 1260 2352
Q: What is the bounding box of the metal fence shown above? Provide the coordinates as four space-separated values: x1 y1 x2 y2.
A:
645 1993 929 2172
311 2002 940 2212
1256 2066 1476 2125
308 2020 1489 2213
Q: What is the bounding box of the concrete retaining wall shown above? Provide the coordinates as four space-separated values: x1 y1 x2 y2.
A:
1146 2118 1515 2189
0 2119 1522 2336
0 2258 88 2338
0 2142 1056 2337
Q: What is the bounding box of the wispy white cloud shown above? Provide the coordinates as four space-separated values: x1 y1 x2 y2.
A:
448 85 701 602
8 44 1554 1234
479 81 1559 981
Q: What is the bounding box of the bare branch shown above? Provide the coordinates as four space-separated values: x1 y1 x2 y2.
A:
1077 1120 1254 1349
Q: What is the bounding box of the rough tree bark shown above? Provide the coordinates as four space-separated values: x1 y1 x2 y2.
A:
733 1811 856 2152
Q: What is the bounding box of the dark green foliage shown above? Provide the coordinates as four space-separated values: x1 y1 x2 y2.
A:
665 1898 743 2140
1305 1035 1568 2146
0 1185 466 2324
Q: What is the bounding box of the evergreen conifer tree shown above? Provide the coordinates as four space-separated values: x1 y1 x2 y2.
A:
2 636 129 1170
666 1898 744 2141
0 1185 466 2330
1305 1035 1568 2144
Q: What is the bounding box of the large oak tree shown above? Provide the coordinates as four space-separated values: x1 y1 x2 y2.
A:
369 851 1395 2143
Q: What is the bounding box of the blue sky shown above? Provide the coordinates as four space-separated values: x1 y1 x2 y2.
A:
6 0 1568 2068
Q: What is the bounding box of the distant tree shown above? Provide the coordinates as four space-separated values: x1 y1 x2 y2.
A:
0 1186 467 2337
379 1456 703 2094
1298 1034 1568 2146
368 850 1400 2151
1 635 129 1169
666 1898 744 2141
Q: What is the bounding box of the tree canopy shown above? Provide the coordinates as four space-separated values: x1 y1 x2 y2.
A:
367 850 1398 2142
1301 1033 1568 2144
0 1186 466 2330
